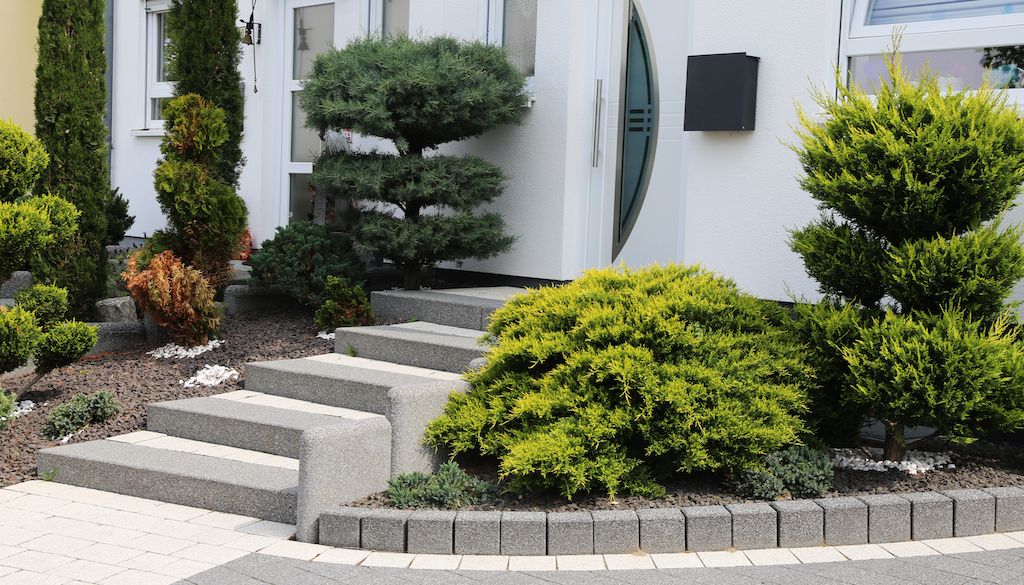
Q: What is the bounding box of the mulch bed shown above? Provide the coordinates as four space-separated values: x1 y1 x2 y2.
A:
352 443 1024 512
0 308 332 488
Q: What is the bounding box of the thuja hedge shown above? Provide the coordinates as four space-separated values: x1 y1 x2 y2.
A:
426 264 812 499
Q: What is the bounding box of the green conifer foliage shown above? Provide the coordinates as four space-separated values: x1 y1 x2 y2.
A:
789 45 1024 459
167 0 245 187
34 0 110 315
301 36 527 289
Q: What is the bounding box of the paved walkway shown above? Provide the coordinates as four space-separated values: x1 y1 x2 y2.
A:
3 480 1024 584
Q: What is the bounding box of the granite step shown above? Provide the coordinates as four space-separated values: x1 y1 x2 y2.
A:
371 286 525 330
334 321 488 373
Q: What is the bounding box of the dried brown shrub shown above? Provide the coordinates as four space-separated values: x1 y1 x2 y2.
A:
123 250 220 346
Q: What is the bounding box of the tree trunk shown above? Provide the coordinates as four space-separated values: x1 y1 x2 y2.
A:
14 372 44 400
883 421 907 461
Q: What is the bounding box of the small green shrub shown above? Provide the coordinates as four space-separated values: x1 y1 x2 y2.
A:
251 222 365 307
385 462 495 509
733 446 834 500
42 390 118 439
105 188 135 245
15 285 69 330
0 199 52 282
425 264 812 499
0 119 49 201
0 390 15 429
34 321 98 375
314 276 374 330
0 306 41 375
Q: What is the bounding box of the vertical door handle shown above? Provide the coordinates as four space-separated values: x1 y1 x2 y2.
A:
592 79 604 167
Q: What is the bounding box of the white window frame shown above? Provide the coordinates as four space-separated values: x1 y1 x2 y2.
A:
844 0 1024 105
145 0 173 130
486 0 537 101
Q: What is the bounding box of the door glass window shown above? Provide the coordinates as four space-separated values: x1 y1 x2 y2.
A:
384 0 410 37
293 3 334 80
289 173 315 223
503 0 537 76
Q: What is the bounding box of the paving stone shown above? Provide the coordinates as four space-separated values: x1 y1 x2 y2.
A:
726 503 777 550
859 494 911 543
816 497 868 545
636 508 685 554
454 511 501 555
682 505 731 552
547 512 594 556
591 510 639 554
983 486 1024 532
942 489 995 537
500 512 547 556
360 509 409 553
901 492 953 541
771 500 823 548
406 510 455 554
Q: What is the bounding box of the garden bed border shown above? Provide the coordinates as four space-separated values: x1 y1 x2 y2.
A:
318 486 1024 554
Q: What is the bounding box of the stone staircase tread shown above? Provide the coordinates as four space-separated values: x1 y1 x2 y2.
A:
386 321 486 338
258 354 462 382
213 390 384 419
105 432 299 470
338 324 486 350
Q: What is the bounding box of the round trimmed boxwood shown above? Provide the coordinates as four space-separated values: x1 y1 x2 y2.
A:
0 119 48 201
425 264 812 499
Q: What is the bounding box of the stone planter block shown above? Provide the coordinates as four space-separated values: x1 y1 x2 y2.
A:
983 486 1024 532
360 509 410 552
500 511 546 556
547 512 594 556
0 271 32 298
727 503 777 550
942 489 995 537
454 511 501 555
636 508 685 553
319 507 369 548
95 296 137 322
771 500 823 548
816 497 867 545
901 492 953 540
859 494 911 543
592 510 639 554
407 510 456 554
682 505 731 552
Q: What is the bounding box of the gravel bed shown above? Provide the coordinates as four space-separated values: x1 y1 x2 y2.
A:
352 444 1024 512
0 308 332 487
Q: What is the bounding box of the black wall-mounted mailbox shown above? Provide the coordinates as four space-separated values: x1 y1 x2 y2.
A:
684 52 759 131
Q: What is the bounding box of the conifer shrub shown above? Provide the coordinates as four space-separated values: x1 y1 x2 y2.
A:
105 188 135 246
0 119 48 201
33 321 97 376
0 307 41 375
302 36 527 289
123 250 220 346
732 446 834 500
35 0 110 314
0 390 15 429
385 462 496 509
251 222 364 307
789 45 1024 460
425 264 811 499
15 285 70 330
0 199 53 283
153 94 247 288
42 390 118 439
314 276 374 331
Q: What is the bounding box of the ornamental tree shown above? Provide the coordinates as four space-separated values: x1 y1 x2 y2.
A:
301 36 527 289
789 46 1024 460
34 0 110 315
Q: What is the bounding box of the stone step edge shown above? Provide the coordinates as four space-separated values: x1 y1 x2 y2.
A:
317 486 1024 555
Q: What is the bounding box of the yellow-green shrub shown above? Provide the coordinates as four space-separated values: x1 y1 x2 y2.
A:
425 264 811 499
0 119 48 201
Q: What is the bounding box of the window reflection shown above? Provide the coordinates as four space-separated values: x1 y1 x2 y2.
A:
850 45 1024 92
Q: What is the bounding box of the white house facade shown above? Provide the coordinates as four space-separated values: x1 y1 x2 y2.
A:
109 0 1024 303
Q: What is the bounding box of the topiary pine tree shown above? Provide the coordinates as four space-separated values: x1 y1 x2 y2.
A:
301 36 527 289
34 0 110 316
789 43 1024 460
167 0 245 187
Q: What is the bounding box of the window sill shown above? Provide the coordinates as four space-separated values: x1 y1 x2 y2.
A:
130 128 166 137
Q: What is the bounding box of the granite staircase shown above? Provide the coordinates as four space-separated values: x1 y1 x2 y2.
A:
36 286 524 541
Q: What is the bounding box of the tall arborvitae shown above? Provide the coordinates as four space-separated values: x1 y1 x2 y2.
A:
166 0 245 187
34 0 110 315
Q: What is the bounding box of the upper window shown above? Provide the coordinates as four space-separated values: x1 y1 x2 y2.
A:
146 0 173 127
487 0 537 76
866 0 1024 25
383 0 410 37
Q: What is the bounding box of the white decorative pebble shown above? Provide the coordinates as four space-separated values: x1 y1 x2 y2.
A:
148 340 225 359
316 331 335 341
831 448 954 474
181 365 240 388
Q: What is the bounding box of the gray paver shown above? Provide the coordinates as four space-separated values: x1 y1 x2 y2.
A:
636 508 685 553
592 510 639 553
547 511 594 555
982 486 1024 532
318 506 369 548
360 508 410 552
942 489 995 537
900 492 953 540
815 497 867 545
501 511 547 556
771 500 823 548
407 510 456 554
860 494 911 543
726 503 777 550
682 505 731 552
454 510 502 555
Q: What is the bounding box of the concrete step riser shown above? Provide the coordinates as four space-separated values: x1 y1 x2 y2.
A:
334 331 484 373
38 448 297 523
147 405 306 459
371 288 522 330
245 365 391 414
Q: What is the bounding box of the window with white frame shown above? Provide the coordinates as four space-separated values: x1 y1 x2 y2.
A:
847 0 1024 97
383 0 410 37
488 0 537 76
146 0 174 128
